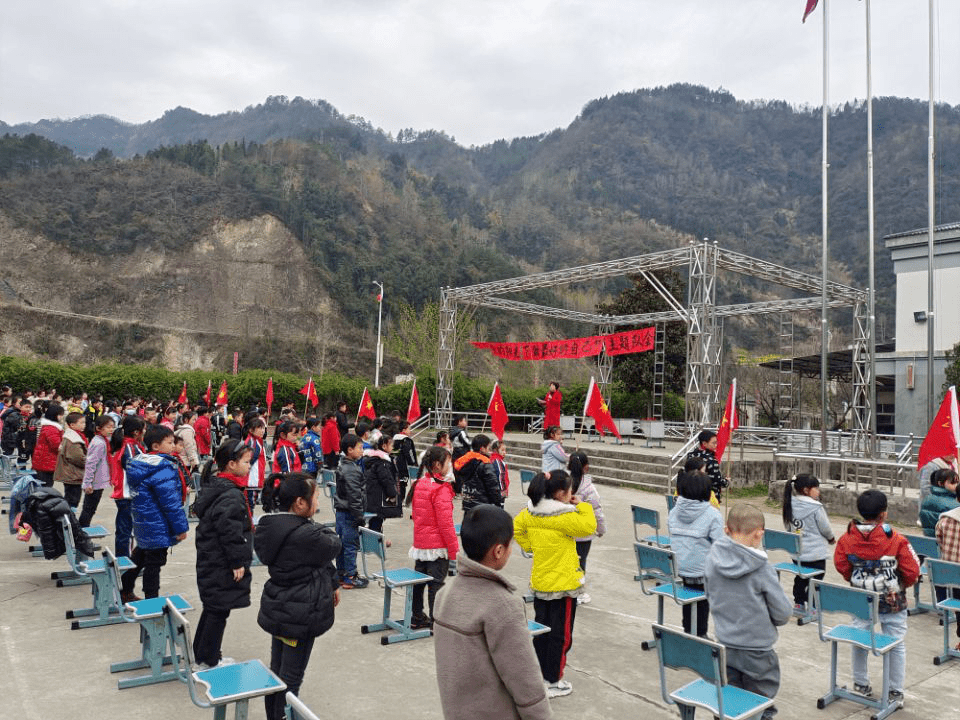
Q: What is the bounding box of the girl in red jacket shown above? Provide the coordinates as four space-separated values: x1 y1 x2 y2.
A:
32 403 65 486
108 415 146 561
409 445 459 629
320 413 340 470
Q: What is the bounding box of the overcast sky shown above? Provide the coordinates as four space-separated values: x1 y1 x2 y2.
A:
2 0 957 147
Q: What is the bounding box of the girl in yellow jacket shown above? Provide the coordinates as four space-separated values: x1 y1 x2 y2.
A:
514 469 596 699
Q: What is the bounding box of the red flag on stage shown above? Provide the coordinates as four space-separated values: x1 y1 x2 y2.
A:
177 381 188 405
203 380 212 406
265 377 274 409
918 386 960 469
407 381 421 424
299 377 319 408
802 0 819 23
583 377 620 439
486 382 508 441
715 379 739 461
215 381 228 406
358 387 376 421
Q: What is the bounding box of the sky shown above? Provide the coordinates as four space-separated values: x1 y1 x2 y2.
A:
1 0 957 147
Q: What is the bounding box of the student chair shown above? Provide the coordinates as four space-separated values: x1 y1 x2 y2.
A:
652 623 775 720
407 466 420 481
904 534 941 616
927 558 960 666
631 504 670 548
358 527 433 645
665 493 676 513
55 516 136 629
101 547 195 689
634 543 705 651
285 692 322 720
762 528 824 625
519 469 535 497
164 599 286 720
812 580 903 720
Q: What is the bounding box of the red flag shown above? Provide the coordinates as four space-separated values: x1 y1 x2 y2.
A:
918 387 960 469
583 377 620 439
802 0 819 23
215 381 228 406
358 387 376 421
407 381 421 424
265 377 274 409
714 379 739 461
203 380 212 406
299 377 319 408
486 382 509 441
177 381 188 405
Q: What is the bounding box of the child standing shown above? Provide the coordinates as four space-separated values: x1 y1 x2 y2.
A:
78 415 115 527
364 431 401 535
32 403 64 487
243 418 267 514
54 411 88 510
834 490 920 705
320 412 340 469
256 471 342 720
668 471 723 636
433 504 552 720
333 433 368 589
540 426 568 473
705 505 792 720
920 468 960 537
567 451 606 605
489 440 510 499
514 470 596 698
300 417 323 477
409 446 458 630
271 420 302 474
119 425 190 601
782 473 836 612
110 416 145 563
192 439 254 669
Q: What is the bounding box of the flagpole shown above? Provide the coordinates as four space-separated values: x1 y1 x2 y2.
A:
304 378 311 418
865 0 877 456
925 0 936 426
819 0 831 454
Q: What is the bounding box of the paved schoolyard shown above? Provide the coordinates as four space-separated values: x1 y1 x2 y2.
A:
2 479 959 719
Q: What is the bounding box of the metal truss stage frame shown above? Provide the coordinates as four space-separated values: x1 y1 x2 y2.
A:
437 240 870 445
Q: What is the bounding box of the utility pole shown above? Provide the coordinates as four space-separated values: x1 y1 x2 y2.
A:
373 281 384 388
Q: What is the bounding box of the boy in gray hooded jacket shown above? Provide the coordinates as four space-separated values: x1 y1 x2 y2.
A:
705 505 793 719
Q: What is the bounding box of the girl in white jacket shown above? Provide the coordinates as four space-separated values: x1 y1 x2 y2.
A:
782 473 835 611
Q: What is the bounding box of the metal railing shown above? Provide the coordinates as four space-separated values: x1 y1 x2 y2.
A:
773 450 917 498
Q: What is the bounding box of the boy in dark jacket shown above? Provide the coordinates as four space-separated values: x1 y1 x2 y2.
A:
192 439 255 668
334 434 368 589
455 434 502 512
834 490 920 705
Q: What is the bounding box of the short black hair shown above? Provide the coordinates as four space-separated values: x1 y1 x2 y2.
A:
471 434 491 452
676 471 712 502
698 429 717 445
356 421 371 437
306 416 322 430
143 424 174 451
340 433 362 454
461 504 514 562
857 489 888 521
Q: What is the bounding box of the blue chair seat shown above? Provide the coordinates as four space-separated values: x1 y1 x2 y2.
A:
644 534 671 547
671 678 773 720
82 555 135 574
194 660 286 704
773 561 824 578
378 567 433 587
823 625 900 653
82 525 109 539
651 583 705 604
938 598 960 612
527 620 550 636
127 594 191 619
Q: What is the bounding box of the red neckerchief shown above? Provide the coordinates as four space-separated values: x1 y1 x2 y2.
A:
219 472 254 526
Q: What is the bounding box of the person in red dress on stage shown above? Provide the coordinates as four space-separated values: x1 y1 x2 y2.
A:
537 382 563 429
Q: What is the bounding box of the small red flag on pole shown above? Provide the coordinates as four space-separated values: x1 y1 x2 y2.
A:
802 0 819 23
918 386 960 469
203 380 212 406
583 377 620 439
299 377 319 409
714 379 739 461
215 381 228 406
177 381 188 405
407 381 421 424
486 382 509 441
357 387 376 421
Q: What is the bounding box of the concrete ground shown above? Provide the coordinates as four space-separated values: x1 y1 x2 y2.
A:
3 477 959 719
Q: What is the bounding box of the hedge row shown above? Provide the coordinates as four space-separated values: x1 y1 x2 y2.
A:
0 356 683 421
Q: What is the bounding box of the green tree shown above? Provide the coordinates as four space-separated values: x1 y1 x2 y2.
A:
945 340 960 391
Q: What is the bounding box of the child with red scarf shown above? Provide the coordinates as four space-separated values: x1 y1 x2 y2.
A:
272 420 302 474
243 418 267 514
192 439 255 668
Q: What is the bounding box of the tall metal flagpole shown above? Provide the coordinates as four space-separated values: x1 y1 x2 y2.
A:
865 0 877 454
372 281 384 388
926 0 937 425
820 0 831 453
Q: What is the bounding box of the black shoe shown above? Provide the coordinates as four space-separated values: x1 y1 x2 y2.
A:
410 616 432 630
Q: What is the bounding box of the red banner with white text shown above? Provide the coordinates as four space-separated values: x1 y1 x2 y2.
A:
472 327 655 361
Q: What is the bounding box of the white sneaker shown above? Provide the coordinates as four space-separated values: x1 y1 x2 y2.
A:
546 679 573 698
217 657 235 666
577 593 592 605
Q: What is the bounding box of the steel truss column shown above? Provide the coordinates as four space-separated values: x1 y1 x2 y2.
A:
597 321 614 400
777 312 797 428
436 288 457 428
686 240 721 427
652 323 665 420
850 299 873 454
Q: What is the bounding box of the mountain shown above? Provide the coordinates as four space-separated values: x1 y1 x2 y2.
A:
1 85 958 378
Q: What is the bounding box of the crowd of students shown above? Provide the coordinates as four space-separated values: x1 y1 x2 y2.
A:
4 382 958 718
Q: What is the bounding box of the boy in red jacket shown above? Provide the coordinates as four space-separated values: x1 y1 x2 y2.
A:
834 490 920 706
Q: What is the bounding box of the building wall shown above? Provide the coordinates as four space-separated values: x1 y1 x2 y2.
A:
894 266 960 352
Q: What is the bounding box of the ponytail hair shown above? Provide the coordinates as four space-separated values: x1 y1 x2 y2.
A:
527 469 573 506
113 414 145 451
261 471 316 513
408 445 450 506
568 451 589 494
783 473 820 528
200 439 252 486
95 414 116 431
